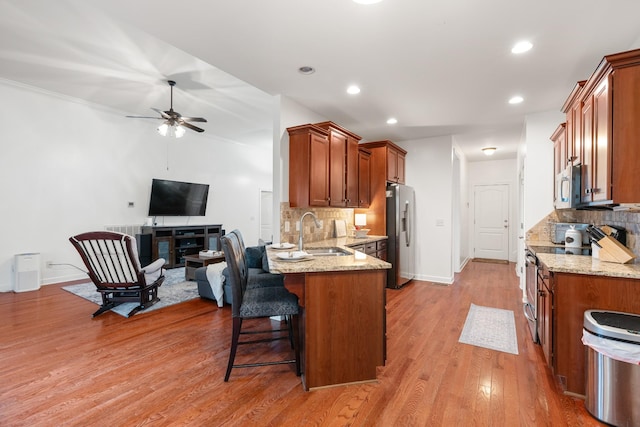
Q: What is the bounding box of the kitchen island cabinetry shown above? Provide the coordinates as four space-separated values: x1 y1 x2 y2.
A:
268 239 390 390
287 124 330 208
535 254 640 396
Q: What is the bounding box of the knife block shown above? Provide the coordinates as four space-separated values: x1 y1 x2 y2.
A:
597 236 636 264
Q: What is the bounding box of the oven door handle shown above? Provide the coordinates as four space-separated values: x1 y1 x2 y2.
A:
523 302 536 322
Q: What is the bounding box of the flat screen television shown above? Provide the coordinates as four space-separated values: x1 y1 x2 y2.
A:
148 179 209 216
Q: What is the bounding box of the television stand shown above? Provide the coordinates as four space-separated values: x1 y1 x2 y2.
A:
140 224 224 269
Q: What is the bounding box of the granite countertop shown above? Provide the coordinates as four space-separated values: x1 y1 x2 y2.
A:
267 235 391 274
527 241 640 279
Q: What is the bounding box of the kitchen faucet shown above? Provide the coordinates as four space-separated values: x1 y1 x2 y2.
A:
299 211 321 251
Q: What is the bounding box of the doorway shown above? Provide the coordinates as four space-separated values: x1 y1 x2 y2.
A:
473 184 509 260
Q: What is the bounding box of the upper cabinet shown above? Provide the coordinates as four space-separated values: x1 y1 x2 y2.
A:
561 80 586 168
314 121 362 208
287 124 330 208
359 140 407 184
554 48 640 206
357 148 371 208
550 123 567 206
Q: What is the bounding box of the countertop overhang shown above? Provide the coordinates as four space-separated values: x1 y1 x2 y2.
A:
267 236 391 274
528 241 640 279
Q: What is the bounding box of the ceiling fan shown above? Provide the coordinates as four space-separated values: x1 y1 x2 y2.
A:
127 80 207 136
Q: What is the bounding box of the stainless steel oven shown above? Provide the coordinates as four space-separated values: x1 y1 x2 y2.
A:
523 248 539 343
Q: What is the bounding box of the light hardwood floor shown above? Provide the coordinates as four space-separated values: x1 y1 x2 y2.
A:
0 261 604 426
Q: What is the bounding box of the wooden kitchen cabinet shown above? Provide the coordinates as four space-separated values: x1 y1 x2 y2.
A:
357 148 371 207
287 124 330 208
536 262 553 368
550 123 566 206
539 261 640 395
314 121 362 208
560 48 640 206
561 80 586 167
581 77 610 204
360 140 407 185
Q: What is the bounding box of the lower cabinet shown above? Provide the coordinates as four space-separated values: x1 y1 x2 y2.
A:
540 262 640 395
349 239 387 260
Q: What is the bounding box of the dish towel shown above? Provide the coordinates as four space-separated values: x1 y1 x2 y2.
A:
205 262 227 307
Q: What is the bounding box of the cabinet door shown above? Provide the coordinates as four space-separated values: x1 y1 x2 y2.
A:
387 147 398 182
538 278 553 368
345 137 359 207
357 149 371 207
592 79 610 203
551 124 567 206
329 130 347 207
581 96 594 204
568 101 582 166
155 237 172 267
396 152 406 184
309 133 330 206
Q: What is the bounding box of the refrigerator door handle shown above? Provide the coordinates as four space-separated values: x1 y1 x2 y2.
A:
404 201 411 247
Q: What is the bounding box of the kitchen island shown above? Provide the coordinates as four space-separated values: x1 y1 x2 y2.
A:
527 242 640 396
267 237 391 390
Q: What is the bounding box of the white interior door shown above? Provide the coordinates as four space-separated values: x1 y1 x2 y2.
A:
474 184 509 260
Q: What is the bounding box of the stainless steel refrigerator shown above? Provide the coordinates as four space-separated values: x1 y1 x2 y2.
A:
386 183 415 289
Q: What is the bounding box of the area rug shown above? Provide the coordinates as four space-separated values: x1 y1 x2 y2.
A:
458 304 519 354
62 268 200 317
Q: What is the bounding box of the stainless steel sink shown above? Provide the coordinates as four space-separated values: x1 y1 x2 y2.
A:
304 247 352 256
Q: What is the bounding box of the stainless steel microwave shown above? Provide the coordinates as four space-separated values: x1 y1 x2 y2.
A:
555 165 581 209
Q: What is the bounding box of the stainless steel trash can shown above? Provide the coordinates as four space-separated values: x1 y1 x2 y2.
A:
583 310 640 427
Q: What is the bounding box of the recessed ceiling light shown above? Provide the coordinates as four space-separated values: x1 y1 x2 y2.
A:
347 85 361 95
508 95 524 104
353 0 383 4
511 41 533 54
482 147 497 156
386 118 398 125
298 66 315 75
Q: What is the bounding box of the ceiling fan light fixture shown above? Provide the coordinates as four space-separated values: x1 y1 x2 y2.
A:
157 122 185 138
482 147 497 156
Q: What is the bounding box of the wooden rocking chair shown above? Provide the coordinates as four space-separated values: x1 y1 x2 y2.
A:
69 231 165 317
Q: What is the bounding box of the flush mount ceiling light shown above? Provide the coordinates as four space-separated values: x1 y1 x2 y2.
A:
509 95 524 104
347 85 361 95
298 66 315 75
482 147 497 156
386 118 398 125
511 41 533 54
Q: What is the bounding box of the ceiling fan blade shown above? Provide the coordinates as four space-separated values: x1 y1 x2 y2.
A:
180 121 205 133
125 115 163 120
180 117 207 123
151 107 172 120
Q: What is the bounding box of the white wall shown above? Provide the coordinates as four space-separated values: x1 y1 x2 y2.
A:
0 80 273 291
467 158 519 262
398 136 455 284
523 110 562 232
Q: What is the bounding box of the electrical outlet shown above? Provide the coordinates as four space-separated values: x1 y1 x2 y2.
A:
128 202 134 208
318 220 323 228
295 221 300 231
284 221 290 232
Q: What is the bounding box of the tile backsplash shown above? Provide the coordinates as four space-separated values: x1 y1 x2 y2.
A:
527 208 640 254
279 203 357 245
